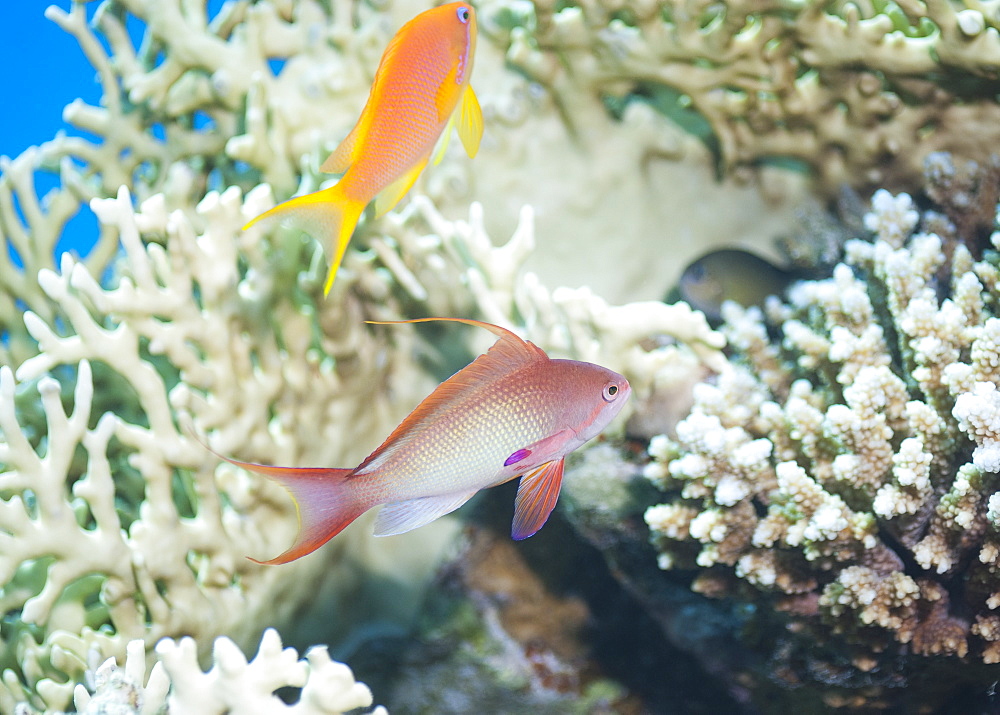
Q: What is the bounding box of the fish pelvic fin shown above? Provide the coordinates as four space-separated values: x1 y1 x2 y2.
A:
458 85 483 159
512 458 565 540
241 185 366 297
433 86 482 166
223 457 363 565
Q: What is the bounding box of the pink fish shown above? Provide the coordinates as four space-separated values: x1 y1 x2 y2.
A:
221 318 631 564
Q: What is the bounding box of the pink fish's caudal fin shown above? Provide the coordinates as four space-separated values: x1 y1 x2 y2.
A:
222 457 365 565
242 186 366 297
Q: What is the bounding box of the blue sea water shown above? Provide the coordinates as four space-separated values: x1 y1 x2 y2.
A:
1 5 101 163
1 2 222 264
1 3 104 262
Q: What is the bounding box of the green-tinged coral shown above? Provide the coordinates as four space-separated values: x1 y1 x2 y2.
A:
645 184 1000 690
493 0 1000 192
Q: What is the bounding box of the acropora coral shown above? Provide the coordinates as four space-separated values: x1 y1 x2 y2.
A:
645 175 1000 703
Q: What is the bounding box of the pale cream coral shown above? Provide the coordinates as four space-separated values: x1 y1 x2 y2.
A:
68 629 382 715
863 190 919 247
954 382 1000 473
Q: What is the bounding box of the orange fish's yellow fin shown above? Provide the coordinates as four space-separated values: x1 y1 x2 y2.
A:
241 186 366 296
457 85 483 158
372 491 477 536
321 195 366 295
432 115 455 166
373 156 429 219
512 458 565 540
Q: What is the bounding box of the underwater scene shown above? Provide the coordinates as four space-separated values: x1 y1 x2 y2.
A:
3 0 1000 712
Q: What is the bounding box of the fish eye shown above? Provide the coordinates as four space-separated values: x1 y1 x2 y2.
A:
603 384 619 401
456 6 470 22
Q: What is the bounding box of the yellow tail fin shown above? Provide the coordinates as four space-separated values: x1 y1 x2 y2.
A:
243 187 366 296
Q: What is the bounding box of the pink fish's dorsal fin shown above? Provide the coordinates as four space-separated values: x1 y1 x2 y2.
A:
355 318 547 475
512 457 565 540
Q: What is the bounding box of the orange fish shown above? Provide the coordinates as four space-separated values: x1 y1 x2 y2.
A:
219 318 631 564
244 3 483 295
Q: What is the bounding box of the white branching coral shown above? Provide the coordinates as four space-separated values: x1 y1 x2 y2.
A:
63 629 382 715
0 168 728 710
645 189 1000 664
0 0 782 709
953 381 1000 473
0 180 441 711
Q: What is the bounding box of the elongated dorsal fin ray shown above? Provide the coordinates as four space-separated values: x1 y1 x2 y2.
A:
512 458 565 540
355 318 547 475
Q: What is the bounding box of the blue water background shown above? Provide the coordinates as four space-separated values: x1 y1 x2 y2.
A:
2 1 265 268
2 3 105 263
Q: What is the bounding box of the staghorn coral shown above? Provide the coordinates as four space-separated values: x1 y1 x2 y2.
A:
644 187 1000 702
493 0 1000 193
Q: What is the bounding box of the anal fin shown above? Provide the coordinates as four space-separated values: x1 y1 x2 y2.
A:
373 157 428 218
373 491 477 536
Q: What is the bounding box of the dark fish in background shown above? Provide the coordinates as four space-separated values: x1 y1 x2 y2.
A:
674 248 796 323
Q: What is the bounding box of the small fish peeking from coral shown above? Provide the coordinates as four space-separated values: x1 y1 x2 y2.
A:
243 3 483 295
219 318 630 565
675 248 797 323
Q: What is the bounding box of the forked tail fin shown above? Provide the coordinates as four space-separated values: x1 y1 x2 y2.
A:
221 456 365 565
242 186 366 296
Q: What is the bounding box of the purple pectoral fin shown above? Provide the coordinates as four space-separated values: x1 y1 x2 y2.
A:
504 448 531 466
511 458 565 540
505 429 575 470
